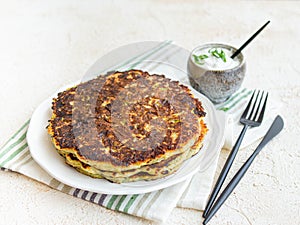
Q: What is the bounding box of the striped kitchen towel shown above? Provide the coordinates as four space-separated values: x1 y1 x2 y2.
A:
0 122 189 221
0 41 278 222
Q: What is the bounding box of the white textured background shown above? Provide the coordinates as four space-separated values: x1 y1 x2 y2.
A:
0 0 299 224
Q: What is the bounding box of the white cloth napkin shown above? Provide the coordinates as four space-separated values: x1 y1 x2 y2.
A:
0 41 279 222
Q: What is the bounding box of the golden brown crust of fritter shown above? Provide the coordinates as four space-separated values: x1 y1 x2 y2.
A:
48 70 206 175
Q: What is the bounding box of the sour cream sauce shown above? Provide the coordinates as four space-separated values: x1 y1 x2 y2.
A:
193 47 240 70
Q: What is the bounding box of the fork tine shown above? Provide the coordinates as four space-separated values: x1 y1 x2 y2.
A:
257 92 268 123
241 90 256 119
248 90 260 120
253 91 265 121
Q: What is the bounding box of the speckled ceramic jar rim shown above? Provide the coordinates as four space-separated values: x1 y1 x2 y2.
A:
190 43 245 72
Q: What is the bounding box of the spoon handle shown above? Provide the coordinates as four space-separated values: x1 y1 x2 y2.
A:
231 20 270 59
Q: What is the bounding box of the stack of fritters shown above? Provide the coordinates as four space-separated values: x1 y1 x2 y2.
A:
47 70 207 183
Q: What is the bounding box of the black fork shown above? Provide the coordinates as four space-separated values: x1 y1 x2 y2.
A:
203 90 268 218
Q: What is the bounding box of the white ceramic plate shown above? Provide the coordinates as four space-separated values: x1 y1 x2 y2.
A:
27 61 225 195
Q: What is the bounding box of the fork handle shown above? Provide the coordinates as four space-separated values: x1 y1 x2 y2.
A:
203 124 249 218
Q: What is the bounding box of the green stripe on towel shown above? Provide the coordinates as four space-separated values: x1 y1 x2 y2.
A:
128 41 172 69
123 194 139 213
114 40 172 71
0 142 28 167
106 195 119 209
0 131 27 159
218 89 252 112
115 195 128 211
0 119 30 150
